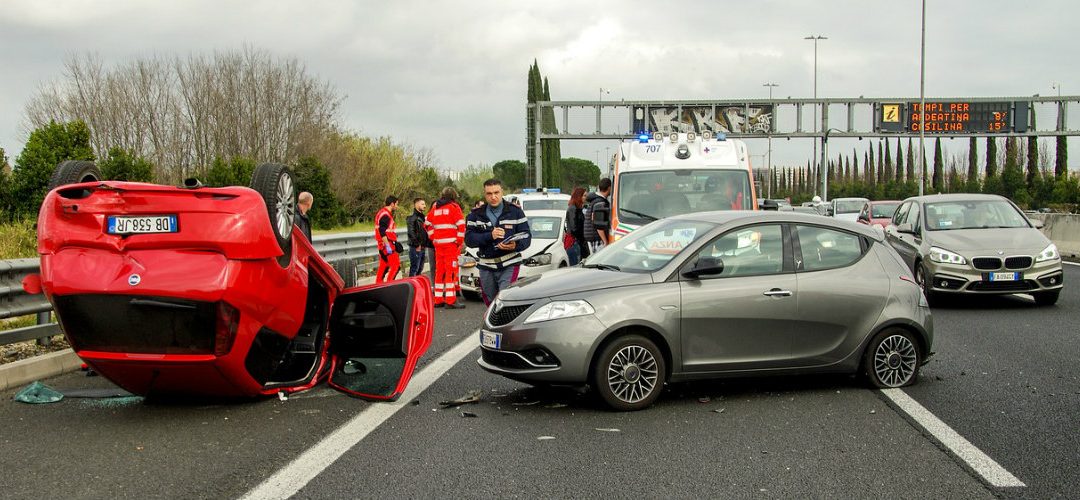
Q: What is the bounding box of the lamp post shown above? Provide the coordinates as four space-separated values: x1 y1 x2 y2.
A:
822 128 845 202
763 82 780 198
805 35 827 195
917 0 926 196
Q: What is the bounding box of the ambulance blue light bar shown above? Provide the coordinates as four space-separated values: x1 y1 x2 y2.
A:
638 133 650 143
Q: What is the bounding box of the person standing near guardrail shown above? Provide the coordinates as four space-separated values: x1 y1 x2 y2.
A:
374 196 402 283
465 178 531 305
406 197 430 277
295 191 313 242
425 187 466 308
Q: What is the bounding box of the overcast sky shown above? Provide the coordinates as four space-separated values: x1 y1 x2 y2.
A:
1 0 1077 174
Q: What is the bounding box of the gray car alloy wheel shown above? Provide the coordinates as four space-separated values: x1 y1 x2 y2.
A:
607 345 659 404
873 334 918 387
275 173 295 239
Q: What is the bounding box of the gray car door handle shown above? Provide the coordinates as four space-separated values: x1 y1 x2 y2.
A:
762 289 793 297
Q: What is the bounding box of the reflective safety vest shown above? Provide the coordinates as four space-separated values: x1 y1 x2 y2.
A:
375 206 398 242
424 200 465 248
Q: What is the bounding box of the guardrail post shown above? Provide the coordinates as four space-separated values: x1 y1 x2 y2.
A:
35 312 52 346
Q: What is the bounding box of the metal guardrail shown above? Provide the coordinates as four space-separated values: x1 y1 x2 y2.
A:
0 229 409 347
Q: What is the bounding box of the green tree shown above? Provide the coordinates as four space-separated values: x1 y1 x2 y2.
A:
558 157 601 191
894 138 904 182
983 137 1002 195
492 160 527 191
884 139 894 184
966 137 980 193
12 120 95 218
1055 136 1068 179
293 156 348 229
414 167 442 200
932 137 944 193
99 147 155 183
205 157 256 188
541 76 561 188
1001 137 1028 205
948 166 963 193
1026 136 1039 188
0 147 11 221
905 138 915 185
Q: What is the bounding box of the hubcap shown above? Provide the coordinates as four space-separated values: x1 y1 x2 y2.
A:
607 345 659 404
874 334 918 387
275 173 295 239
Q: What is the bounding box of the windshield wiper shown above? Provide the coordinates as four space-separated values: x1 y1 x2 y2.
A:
582 263 622 271
619 208 658 221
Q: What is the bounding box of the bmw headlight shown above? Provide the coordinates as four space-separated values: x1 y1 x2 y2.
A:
523 300 595 324
1036 243 1059 262
524 253 552 267
928 246 966 265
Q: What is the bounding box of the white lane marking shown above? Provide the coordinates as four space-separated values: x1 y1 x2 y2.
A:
241 333 479 500
880 388 1025 488
1063 260 1079 267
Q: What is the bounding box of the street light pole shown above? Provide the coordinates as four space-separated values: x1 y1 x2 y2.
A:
917 0 926 196
805 35 827 197
763 82 780 199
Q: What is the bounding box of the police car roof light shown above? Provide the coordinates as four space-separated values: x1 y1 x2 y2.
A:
638 133 650 143
522 188 537 193
715 132 727 141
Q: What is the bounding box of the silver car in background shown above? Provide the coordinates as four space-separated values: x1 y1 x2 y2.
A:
478 212 934 411
884 194 1064 306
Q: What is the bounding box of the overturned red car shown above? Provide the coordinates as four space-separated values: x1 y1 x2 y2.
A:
29 161 433 400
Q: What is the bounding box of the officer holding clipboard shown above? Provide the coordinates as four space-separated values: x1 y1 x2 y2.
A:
464 178 531 305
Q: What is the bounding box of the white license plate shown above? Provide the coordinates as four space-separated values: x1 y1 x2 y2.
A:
480 331 501 349
989 272 1018 282
108 215 178 235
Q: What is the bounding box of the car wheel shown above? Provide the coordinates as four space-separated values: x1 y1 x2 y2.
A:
333 258 358 288
250 163 295 267
914 261 937 307
47 160 102 191
1032 290 1060 306
864 328 922 388
591 334 665 411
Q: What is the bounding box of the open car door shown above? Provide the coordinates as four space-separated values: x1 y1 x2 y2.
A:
327 277 434 401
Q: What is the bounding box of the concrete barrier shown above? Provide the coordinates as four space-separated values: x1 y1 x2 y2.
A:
1029 213 1080 259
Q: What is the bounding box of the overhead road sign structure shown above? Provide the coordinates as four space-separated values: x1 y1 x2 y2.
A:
876 100 1030 134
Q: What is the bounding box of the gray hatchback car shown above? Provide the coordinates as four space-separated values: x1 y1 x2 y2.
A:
478 212 934 411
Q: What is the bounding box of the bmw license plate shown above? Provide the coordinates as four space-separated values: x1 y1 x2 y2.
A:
480 330 501 349
107 215 178 235
988 272 1018 282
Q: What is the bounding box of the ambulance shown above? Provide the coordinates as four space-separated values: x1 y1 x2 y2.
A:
608 131 758 242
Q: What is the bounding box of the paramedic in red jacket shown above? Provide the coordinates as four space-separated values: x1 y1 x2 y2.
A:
425 187 466 308
374 196 401 283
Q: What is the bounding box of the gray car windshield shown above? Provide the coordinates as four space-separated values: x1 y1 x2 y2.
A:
523 199 566 211
871 203 900 218
924 200 1029 230
528 216 561 239
585 219 715 273
617 170 752 224
834 200 866 214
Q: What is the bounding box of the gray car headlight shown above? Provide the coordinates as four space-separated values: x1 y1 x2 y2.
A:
524 253 552 267
929 246 966 265
1036 243 1059 262
523 300 594 324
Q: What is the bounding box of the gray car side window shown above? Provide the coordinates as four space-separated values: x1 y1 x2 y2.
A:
796 225 864 271
689 224 785 279
893 202 911 225
907 203 921 231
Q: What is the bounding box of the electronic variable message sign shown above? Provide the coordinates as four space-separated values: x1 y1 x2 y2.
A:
876 101 1029 134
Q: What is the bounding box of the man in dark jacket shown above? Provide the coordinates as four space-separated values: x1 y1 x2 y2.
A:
583 178 612 252
465 178 531 305
406 198 430 277
294 191 313 242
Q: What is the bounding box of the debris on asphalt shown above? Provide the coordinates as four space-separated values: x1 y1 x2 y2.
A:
14 381 63 404
594 428 621 433
537 436 556 440
543 403 567 409
410 399 421 406
511 400 540 406
935 375 944 381
713 408 725 414
460 411 478 418
698 396 711 403
440 390 482 408
869 409 877 414
277 391 288 402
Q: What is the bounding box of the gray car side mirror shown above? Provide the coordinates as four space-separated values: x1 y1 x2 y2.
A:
897 223 915 234
682 257 724 279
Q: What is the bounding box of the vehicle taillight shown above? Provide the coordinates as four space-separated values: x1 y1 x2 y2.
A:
214 302 240 356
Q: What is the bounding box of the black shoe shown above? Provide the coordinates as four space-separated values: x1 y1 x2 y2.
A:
446 303 466 309
434 303 445 308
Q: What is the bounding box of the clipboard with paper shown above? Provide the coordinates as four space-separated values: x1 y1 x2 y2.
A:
499 231 529 245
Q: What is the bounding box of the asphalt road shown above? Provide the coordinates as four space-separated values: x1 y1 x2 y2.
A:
1 266 1076 499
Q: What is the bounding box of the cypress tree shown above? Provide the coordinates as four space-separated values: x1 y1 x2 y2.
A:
526 61 539 185
1026 136 1039 187
1001 137 1026 202
894 138 904 182
985 137 999 178
884 140 894 183
1055 136 1067 179
966 137 980 192
906 138 915 184
932 137 944 193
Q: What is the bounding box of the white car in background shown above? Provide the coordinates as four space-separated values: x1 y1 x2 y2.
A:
831 197 870 222
460 190 571 300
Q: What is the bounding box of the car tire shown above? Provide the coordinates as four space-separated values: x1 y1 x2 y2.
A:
47 160 102 191
914 261 938 307
333 258 358 288
864 327 922 388
591 334 666 411
1032 290 1060 306
250 163 295 267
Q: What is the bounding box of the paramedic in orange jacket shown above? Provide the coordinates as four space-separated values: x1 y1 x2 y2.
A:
425 187 466 308
374 196 401 283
